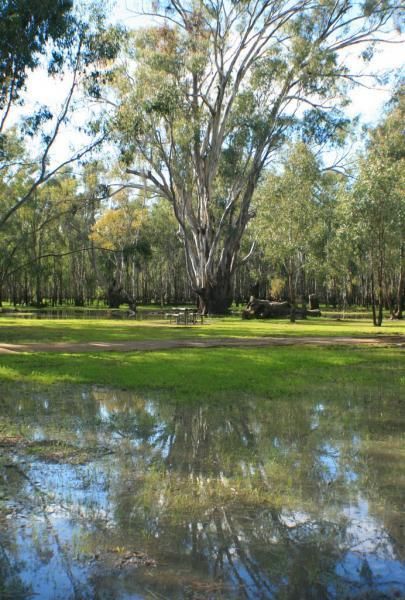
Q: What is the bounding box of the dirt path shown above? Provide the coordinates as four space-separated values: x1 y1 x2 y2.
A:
0 335 404 354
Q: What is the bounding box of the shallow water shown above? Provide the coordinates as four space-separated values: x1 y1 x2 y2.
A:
0 309 164 320
0 383 404 599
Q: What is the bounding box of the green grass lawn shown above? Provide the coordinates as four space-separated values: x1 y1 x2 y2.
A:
0 315 403 401
0 345 402 400
0 315 404 344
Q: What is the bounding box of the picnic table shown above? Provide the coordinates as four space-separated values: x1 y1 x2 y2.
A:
166 307 203 325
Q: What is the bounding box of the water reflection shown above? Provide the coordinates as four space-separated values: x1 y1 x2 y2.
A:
0 383 404 599
0 309 169 320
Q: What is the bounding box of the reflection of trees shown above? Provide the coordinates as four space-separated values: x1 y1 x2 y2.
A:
351 391 405 563
0 384 102 446
0 445 33 598
108 400 352 597
1 383 404 598
0 456 95 599
0 543 32 599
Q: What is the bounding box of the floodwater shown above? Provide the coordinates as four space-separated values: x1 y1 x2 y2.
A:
0 383 404 599
0 308 375 321
0 309 164 320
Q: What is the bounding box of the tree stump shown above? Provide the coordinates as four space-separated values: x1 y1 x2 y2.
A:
107 279 136 312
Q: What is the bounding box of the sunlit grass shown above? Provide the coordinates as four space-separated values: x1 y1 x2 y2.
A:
0 314 402 401
0 315 404 344
0 346 402 400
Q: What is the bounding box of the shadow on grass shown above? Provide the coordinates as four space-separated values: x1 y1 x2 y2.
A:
0 346 402 401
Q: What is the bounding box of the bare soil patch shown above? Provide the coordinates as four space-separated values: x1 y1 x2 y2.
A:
0 335 403 354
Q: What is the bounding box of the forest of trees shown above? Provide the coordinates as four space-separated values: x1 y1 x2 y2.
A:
0 0 403 322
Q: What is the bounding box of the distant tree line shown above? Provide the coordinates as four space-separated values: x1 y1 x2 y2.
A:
0 91 403 322
0 0 403 324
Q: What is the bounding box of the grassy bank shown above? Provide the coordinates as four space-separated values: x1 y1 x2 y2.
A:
1 315 402 402
0 315 404 345
0 345 402 400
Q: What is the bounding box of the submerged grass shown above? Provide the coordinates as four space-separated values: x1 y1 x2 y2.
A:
0 345 402 401
0 315 404 344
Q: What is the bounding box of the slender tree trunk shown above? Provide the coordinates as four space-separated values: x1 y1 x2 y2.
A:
300 260 307 318
288 269 296 323
394 242 404 319
35 267 42 307
377 289 383 326
371 272 377 326
376 240 384 326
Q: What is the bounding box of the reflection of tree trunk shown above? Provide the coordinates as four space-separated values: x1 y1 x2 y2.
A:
191 521 198 567
8 462 86 597
232 419 255 449
224 507 273 595
213 511 248 594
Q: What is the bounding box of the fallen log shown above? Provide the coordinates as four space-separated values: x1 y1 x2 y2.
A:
242 297 321 319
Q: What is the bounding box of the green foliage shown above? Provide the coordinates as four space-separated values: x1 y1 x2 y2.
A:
350 89 405 321
0 0 124 111
98 0 401 312
253 143 323 300
0 1 403 313
301 109 351 147
0 0 75 109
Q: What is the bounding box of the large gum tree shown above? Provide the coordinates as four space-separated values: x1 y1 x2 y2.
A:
110 0 400 314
